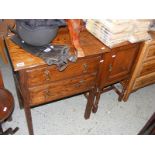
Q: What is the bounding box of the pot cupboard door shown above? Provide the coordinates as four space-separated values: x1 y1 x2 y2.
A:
106 44 140 84
99 44 140 88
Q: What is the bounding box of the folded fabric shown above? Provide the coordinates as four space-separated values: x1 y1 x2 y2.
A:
11 35 77 71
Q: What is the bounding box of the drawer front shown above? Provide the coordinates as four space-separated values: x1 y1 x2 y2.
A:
140 59 155 77
26 56 100 87
133 72 155 90
145 44 155 62
28 73 96 106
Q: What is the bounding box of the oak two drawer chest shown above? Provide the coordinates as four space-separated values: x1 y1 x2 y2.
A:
5 28 107 134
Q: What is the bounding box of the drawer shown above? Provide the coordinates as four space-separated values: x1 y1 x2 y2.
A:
145 44 155 62
133 72 155 90
26 56 100 87
28 73 96 106
140 59 155 77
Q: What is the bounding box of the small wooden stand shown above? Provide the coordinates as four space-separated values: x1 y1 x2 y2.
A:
0 71 19 135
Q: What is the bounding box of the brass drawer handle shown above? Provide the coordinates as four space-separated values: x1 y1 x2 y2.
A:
79 80 84 84
83 63 88 73
109 64 113 72
44 70 51 81
44 89 51 99
74 80 85 88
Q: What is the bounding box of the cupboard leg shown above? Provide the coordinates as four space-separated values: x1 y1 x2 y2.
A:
117 87 124 102
111 85 123 102
120 80 130 102
118 95 123 102
84 89 95 119
92 91 101 113
118 86 127 102
24 105 34 135
122 86 130 102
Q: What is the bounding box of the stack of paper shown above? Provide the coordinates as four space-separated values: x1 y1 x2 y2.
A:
86 19 151 48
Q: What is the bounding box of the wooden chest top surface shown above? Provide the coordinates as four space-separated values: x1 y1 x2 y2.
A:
5 27 109 71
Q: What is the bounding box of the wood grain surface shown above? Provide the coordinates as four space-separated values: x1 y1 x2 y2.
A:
5 27 109 71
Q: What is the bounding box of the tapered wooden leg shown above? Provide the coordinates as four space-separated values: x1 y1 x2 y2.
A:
84 88 95 119
118 87 126 102
24 105 34 135
0 36 8 64
13 73 24 109
92 91 101 113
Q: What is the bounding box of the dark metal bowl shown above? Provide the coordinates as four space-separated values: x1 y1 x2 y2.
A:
16 20 58 46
